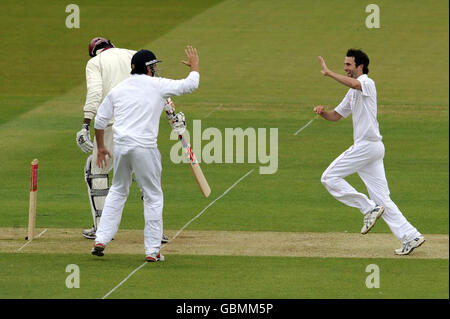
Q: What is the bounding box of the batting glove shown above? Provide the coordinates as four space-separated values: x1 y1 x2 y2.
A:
171 112 186 135
76 123 94 153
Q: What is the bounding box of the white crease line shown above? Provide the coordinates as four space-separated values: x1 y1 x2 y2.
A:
101 262 147 299
294 116 318 136
203 104 222 119
101 168 254 299
17 228 48 252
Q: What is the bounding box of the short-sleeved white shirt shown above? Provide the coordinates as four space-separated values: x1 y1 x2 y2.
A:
94 71 200 148
334 74 382 144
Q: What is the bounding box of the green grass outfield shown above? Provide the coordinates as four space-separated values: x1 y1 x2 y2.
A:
0 253 448 299
0 0 448 299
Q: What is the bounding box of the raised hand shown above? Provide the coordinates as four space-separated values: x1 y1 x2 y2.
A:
181 45 199 72
318 56 330 76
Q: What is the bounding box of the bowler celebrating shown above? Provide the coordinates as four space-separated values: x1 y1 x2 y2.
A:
314 49 425 255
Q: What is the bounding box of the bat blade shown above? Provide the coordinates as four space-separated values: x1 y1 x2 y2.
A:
189 162 211 198
166 98 211 198
179 133 211 198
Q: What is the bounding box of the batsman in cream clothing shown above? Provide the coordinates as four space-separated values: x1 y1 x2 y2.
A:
75 37 136 239
91 46 200 262
314 49 425 256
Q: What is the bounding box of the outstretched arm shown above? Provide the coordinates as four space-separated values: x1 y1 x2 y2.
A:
160 45 200 98
318 56 361 91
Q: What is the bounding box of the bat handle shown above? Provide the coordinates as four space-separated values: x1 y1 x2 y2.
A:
165 98 176 122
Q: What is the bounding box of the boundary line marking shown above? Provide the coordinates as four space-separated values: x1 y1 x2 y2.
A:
101 168 255 299
294 115 318 136
17 228 48 252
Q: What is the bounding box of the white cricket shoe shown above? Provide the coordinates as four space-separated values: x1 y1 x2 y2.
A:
82 226 96 240
146 252 165 262
395 236 425 255
361 206 385 234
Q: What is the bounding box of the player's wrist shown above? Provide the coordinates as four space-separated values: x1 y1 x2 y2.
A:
82 118 91 129
190 65 199 72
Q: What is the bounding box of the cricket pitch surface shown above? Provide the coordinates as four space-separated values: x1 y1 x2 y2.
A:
1 227 448 259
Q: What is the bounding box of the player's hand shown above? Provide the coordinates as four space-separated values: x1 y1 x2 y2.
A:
182 46 199 71
314 105 326 115
318 56 330 76
163 98 175 113
96 147 112 169
171 112 186 135
76 124 94 153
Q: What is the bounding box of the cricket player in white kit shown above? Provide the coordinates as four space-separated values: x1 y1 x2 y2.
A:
75 37 169 243
314 49 425 255
91 46 200 261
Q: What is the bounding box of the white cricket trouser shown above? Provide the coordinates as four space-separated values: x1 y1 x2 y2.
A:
95 145 164 255
321 140 421 241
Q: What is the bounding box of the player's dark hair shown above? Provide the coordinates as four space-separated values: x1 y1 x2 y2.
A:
130 65 154 75
130 68 146 75
346 49 369 74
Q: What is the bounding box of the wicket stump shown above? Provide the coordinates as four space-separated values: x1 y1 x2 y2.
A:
26 159 39 241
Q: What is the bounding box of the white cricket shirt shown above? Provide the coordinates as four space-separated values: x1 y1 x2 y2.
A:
334 74 382 144
94 72 200 148
83 47 136 120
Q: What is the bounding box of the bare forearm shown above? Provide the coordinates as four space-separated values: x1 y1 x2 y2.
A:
94 129 105 149
314 105 342 121
320 110 342 122
326 70 361 90
94 128 112 169
318 56 361 90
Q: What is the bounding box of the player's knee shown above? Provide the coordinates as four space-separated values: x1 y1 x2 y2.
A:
109 186 129 199
321 171 330 187
321 173 341 192
141 188 162 200
143 197 163 208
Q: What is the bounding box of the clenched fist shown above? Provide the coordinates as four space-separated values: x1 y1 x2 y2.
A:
314 105 326 115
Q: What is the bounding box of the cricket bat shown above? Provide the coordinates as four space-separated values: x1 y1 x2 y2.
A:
165 98 211 198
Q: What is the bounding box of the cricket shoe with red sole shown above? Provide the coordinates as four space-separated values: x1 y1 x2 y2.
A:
91 243 105 257
145 252 165 262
